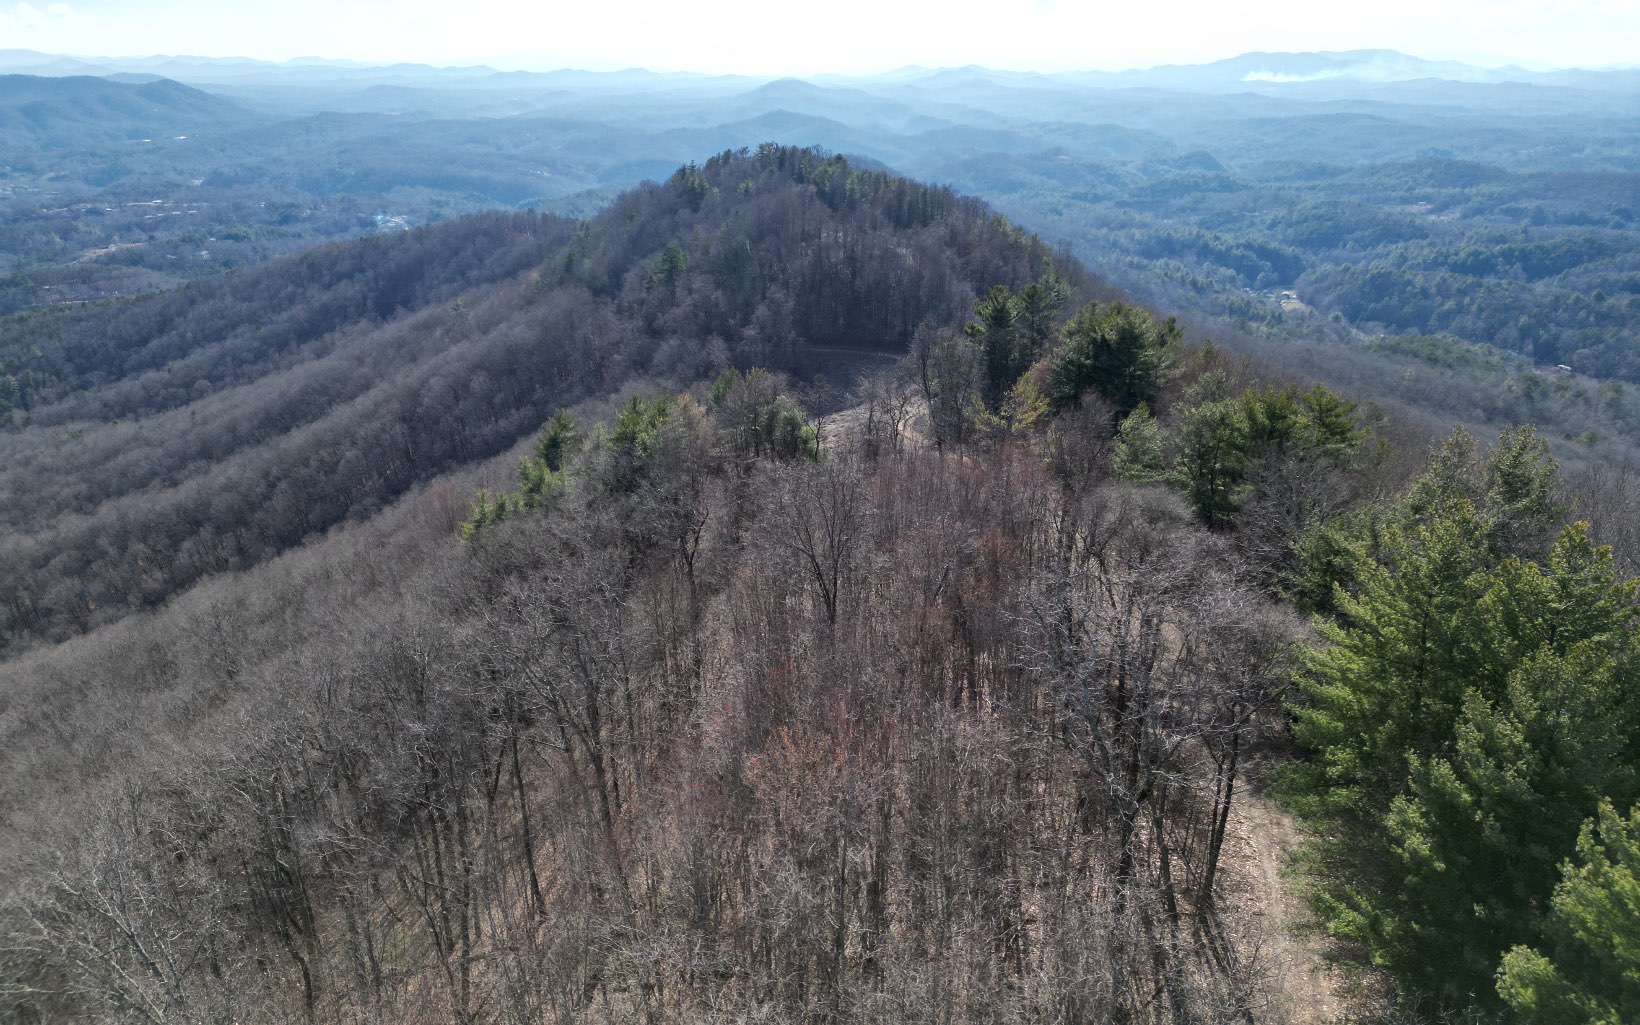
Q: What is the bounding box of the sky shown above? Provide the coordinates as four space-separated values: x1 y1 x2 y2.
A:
3 0 1638 74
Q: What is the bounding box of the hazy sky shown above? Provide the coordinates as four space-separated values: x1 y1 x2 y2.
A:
4 0 1638 73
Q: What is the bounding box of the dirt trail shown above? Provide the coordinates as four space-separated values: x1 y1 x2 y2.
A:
1223 775 1356 1024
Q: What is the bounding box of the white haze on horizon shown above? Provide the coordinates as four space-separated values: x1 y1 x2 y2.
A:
2 0 1638 76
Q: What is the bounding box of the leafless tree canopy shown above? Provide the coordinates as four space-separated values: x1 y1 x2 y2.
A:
0 407 1303 1025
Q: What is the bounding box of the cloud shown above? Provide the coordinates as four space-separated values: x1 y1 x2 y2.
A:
2 0 75 29
10 1 46 26
1242 70 1342 83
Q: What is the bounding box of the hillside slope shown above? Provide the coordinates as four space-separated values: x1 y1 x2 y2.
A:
0 145 1092 653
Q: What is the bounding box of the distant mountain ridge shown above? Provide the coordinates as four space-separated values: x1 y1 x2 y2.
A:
0 73 252 147
2 47 1635 96
1072 49 1538 88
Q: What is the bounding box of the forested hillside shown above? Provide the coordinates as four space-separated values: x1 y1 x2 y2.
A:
3 148 1639 1025
0 145 1080 653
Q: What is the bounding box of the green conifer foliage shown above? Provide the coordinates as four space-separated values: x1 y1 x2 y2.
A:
1499 800 1640 1025
1044 301 1178 418
1286 426 1640 1008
